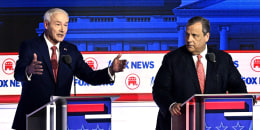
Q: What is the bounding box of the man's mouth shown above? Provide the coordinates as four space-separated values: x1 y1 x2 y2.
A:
57 34 64 37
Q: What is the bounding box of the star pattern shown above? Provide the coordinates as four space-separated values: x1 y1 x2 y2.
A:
206 121 247 130
67 124 89 130
232 122 244 130
77 124 89 130
92 124 104 130
216 122 228 130
205 123 212 130
67 123 110 130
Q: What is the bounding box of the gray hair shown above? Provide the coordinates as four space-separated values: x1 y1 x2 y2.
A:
43 8 69 22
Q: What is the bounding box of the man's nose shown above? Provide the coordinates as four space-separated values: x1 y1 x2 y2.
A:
60 26 64 32
186 35 193 42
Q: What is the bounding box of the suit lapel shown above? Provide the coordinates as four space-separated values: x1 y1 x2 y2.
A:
57 42 69 83
37 35 55 83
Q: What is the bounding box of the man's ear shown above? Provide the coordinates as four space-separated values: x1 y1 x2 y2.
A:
44 21 48 30
205 32 210 42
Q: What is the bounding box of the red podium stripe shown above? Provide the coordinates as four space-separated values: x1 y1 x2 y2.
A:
67 104 105 113
205 101 245 110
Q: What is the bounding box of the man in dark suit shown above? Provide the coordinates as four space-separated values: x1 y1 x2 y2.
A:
152 16 247 130
12 8 127 130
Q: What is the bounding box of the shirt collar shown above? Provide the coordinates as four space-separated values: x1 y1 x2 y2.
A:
44 33 60 51
192 45 207 57
200 45 208 58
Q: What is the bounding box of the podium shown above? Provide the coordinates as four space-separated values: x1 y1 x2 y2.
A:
26 96 119 130
171 94 257 130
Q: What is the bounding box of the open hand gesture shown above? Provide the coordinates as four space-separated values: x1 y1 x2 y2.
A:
26 53 43 75
109 54 127 75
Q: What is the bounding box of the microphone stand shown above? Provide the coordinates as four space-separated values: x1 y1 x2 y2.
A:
73 76 76 96
62 55 76 96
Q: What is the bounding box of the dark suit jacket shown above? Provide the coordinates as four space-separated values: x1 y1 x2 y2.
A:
152 46 247 130
12 34 113 130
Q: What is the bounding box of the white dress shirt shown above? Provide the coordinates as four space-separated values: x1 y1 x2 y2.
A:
44 34 60 62
192 45 208 75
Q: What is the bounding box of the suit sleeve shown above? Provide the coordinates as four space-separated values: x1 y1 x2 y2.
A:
152 54 175 117
72 46 114 85
226 54 248 93
14 41 34 82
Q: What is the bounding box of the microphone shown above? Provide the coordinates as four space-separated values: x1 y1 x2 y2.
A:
206 53 216 62
62 55 76 96
62 55 72 68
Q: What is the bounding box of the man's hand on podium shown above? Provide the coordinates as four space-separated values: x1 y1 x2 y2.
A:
170 103 182 116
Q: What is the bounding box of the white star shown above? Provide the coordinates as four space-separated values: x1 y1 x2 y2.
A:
77 124 88 130
232 122 244 130
216 122 228 130
70 124 88 130
205 123 212 130
92 124 104 130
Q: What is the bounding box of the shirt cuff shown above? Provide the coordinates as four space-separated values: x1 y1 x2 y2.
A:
169 102 177 112
108 68 115 81
26 71 32 81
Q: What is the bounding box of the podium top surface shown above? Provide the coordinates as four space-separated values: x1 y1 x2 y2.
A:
51 95 120 102
27 95 119 117
181 93 259 106
193 93 256 97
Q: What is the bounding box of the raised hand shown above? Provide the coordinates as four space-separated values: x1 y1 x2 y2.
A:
26 53 43 75
109 54 127 75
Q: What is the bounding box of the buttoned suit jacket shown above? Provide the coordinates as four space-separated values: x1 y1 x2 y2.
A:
152 45 247 130
12 34 113 130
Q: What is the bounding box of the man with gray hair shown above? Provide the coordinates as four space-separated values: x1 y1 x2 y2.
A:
12 8 127 130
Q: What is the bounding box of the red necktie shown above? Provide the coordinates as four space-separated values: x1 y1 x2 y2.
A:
197 55 205 93
51 46 58 82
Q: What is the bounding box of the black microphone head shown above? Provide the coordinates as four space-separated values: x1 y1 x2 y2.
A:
206 53 216 62
62 55 72 65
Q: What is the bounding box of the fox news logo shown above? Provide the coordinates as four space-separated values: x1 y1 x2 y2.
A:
250 56 260 72
2 58 15 75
